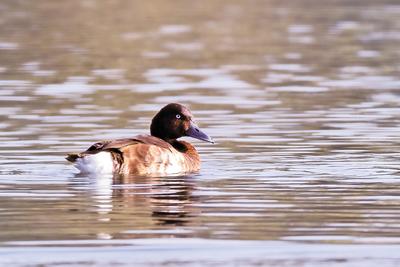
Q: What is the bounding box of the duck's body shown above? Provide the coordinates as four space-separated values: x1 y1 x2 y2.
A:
66 103 212 176
67 135 200 175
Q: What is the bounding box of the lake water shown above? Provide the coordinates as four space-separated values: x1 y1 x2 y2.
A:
1 1 400 266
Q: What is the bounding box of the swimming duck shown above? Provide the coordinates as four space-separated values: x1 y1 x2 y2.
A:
66 103 213 175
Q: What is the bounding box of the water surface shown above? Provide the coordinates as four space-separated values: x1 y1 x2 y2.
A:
1 0 400 266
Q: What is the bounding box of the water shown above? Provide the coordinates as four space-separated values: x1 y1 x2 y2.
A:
1 0 400 266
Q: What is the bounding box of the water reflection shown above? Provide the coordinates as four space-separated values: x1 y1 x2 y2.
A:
70 173 199 240
113 174 196 228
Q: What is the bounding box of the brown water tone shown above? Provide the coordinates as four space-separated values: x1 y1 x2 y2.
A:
1 0 400 266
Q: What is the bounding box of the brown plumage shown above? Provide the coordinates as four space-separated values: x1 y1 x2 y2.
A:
66 103 213 176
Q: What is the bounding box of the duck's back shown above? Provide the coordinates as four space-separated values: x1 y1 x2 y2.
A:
66 135 200 175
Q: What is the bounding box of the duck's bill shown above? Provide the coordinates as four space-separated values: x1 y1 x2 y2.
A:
186 122 214 143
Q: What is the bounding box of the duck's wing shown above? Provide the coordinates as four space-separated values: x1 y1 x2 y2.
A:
66 135 172 162
86 138 138 152
87 135 172 151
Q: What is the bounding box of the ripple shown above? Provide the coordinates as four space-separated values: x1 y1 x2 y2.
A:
164 42 204 51
319 76 400 90
269 86 329 93
92 69 125 80
340 66 375 74
141 51 170 58
158 25 191 35
268 64 311 73
288 24 313 34
361 31 400 42
1 239 400 267
36 77 94 97
331 21 360 33
357 50 381 58
0 42 19 50
134 68 254 92
0 80 31 87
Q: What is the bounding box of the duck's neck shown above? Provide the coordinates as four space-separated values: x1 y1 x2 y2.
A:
150 134 200 164
171 140 200 161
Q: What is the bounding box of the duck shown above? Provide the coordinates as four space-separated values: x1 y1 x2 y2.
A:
66 103 214 176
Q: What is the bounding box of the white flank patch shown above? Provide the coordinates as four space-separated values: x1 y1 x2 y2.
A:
162 153 185 175
164 162 184 175
75 152 114 174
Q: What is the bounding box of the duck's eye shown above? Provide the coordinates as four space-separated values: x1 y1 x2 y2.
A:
176 114 181 119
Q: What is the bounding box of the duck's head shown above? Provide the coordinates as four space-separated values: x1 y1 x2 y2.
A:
150 103 214 144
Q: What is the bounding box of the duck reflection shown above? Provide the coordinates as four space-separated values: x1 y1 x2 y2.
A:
112 174 197 227
69 172 199 239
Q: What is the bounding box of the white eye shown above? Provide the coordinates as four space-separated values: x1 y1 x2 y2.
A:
176 114 181 119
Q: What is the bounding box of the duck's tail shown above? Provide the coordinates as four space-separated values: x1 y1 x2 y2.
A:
66 152 114 174
65 153 80 163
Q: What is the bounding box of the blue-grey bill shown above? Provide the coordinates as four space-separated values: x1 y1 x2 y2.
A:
186 122 214 143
